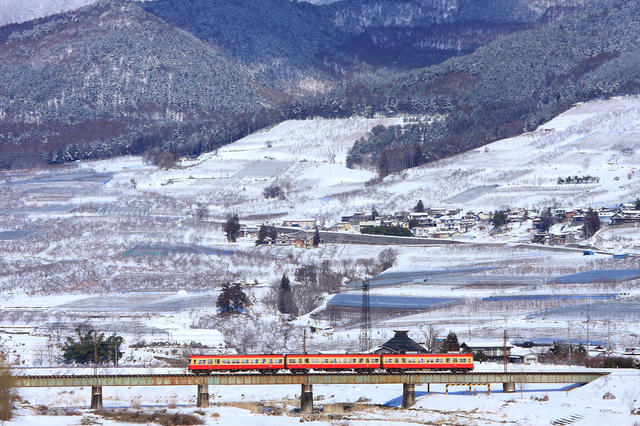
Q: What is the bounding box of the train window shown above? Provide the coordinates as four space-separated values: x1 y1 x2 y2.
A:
394 358 399 363
215 359 220 364
198 360 206 365
278 359 283 364
241 360 248 364
446 358 450 363
358 358 363 363
208 359 213 365
223 360 229 364
436 358 443 363
331 359 336 363
305 358 309 363
232 359 239 364
401 358 406 363
290 359 296 364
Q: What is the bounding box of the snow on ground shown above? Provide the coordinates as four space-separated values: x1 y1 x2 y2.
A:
11 370 640 425
83 96 640 230
3 99 640 423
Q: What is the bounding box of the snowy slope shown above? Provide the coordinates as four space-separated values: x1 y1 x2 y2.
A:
94 97 640 225
0 0 154 26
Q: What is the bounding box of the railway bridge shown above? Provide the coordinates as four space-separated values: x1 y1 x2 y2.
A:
13 371 608 413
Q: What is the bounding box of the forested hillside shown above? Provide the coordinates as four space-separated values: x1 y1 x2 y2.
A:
0 1 281 168
337 0 640 173
143 0 561 89
0 0 626 170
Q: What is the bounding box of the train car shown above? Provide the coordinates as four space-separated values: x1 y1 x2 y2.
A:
381 353 474 372
286 353 381 373
188 354 285 374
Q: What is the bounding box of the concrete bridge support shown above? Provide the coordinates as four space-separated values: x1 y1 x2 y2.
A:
503 382 516 393
300 384 313 414
90 386 102 410
402 383 415 408
197 384 210 408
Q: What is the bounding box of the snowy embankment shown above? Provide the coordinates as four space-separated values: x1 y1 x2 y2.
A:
13 370 640 425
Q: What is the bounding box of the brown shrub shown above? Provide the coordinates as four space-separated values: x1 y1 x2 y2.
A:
0 355 14 421
96 409 203 426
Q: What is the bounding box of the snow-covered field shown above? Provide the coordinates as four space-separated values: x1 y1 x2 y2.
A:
2 98 640 424
9 369 640 425
73 96 640 227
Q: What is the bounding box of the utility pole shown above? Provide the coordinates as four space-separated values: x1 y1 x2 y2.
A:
585 316 590 361
503 329 508 373
567 321 572 366
303 328 307 354
605 319 612 354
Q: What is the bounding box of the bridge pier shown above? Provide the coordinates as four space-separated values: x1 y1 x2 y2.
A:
90 386 102 410
300 384 313 414
502 382 516 393
197 384 210 408
402 383 415 408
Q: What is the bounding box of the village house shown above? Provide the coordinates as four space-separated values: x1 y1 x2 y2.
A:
281 218 316 229
460 341 513 361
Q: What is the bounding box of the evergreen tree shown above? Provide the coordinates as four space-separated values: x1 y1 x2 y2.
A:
414 200 425 213
378 151 391 177
412 144 425 167
539 207 554 232
492 211 506 227
268 225 278 243
278 274 295 315
312 226 320 247
371 207 379 220
583 208 601 238
441 331 460 353
223 214 241 242
256 224 277 245
257 224 268 245
217 282 250 314
62 328 124 365
635 198 640 210
548 341 567 357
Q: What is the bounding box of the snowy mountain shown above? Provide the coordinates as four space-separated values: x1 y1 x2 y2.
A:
0 0 98 26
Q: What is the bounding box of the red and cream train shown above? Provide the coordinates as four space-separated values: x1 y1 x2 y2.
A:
188 352 474 374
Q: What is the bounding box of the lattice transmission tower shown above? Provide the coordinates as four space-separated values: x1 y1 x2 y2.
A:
359 279 371 352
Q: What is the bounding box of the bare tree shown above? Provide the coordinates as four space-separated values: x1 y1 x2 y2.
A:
195 203 209 221
421 325 442 353
378 248 397 272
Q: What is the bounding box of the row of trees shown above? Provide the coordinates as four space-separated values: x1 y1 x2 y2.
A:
360 225 412 237
61 328 124 366
557 175 600 184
